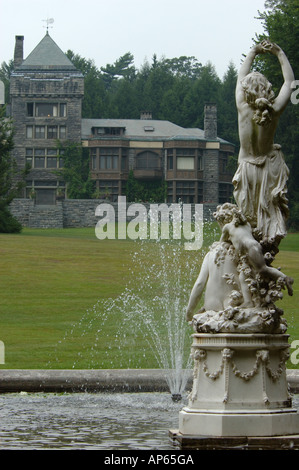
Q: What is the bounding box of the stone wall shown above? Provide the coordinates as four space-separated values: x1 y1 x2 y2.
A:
10 199 217 229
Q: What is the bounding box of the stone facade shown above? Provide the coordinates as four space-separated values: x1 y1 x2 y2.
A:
8 34 235 228
83 105 235 206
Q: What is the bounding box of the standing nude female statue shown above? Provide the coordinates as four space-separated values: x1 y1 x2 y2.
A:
233 40 294 246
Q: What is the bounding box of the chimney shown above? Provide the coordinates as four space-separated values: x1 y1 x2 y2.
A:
204 103 217 140
14 36 24 67
140 110 152 120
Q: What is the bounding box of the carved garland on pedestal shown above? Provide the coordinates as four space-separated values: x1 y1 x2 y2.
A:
190 347 290 404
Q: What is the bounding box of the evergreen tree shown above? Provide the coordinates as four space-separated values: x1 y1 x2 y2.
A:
0 107 26 232
218 62 238 148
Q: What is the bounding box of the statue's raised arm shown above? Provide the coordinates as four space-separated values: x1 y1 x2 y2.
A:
233 40 294 245
236 41 294 113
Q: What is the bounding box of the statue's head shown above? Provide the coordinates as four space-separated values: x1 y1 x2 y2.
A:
241 72 275 104
241 72 275 125
214 203 247 227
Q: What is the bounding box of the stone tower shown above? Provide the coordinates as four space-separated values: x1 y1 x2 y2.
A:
10 33 84 204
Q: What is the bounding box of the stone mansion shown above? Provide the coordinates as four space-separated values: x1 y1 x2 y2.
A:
9 33 234 207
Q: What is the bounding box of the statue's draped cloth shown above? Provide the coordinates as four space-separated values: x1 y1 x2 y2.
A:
233 144 289 241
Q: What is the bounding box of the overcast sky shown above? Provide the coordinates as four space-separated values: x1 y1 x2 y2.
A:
1 0 267 79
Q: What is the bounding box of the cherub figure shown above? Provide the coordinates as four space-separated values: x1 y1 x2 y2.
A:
185 240 243 321
214 203 293 297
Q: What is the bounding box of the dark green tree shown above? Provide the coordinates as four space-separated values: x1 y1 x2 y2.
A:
0 107 27 232
218 61 239 148
66 50 107 118
163 56 202 80
140 55 175 119
182 63 221 128
101 52 136 88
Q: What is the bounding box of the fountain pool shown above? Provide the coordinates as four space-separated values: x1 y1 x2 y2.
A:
0 391 298 450
0 391 187 450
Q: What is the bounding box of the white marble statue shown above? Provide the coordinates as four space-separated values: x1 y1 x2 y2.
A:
186 41 295 334
233 40 294 245
178 42 299 449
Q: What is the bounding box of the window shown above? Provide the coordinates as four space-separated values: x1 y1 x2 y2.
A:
26 148 33 167
26 125 66 140
177 157 194 170
36 103 58 117
59 126 66 139
25 149 62 169
167 150 174 170
98 180 119 202
219 152 231 174
34 148 45 168
26 102 67 117
100 156 118 170
47 149 57 156
219 183 233 204
26 126 33 138
121 148 128 170
47 157 57 169
167 182 173 203
35 126 45 139
176 181 195 203
27 103 34 116
198 151 203 170
35 157 45 168
47 126 58 139
121 156 127 170
136 151 160 169
60 103 67 117
92 127 125 136
99 148 119 170
92 155 97 170
176 149 195 170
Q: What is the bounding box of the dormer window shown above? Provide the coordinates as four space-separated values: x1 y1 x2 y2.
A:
92 127 125 136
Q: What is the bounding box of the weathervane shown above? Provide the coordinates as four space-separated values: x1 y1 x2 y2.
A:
42 17 54 33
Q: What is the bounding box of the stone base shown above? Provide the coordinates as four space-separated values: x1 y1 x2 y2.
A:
173 333 299 448
179 408 299 437
169 429 299 450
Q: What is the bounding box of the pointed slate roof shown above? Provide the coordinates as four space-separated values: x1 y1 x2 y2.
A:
18 33 76 71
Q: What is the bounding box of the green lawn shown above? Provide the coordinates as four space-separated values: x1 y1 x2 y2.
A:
0 226 298 370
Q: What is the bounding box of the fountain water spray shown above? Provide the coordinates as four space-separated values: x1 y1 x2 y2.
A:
50 234 205 398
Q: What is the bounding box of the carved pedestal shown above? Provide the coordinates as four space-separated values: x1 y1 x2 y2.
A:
170 334 299 449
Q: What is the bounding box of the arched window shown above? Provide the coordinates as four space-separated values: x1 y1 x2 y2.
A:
136 151 160 169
